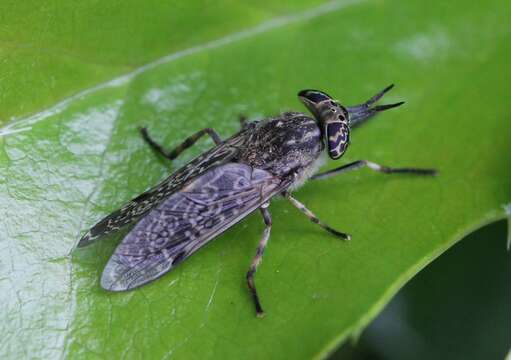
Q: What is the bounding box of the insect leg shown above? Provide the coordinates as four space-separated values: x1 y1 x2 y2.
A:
312 160 437 180
139 127 222 160
285 193 351 240
239 115 248 127
247 205 272 317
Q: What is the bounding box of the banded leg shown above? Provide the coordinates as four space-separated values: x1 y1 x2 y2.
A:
285 193 351 241
247 205 272 317
139 127 222 161
312 160 437 180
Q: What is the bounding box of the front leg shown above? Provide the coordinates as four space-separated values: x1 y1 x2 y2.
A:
139 127 222 161
312 160 437 180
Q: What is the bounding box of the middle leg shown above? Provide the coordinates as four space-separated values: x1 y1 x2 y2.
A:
285 192 351 241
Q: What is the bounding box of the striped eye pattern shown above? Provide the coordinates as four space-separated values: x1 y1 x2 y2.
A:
326 121 350 159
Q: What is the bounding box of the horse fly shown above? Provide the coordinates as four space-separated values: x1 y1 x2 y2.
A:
77 84 436 317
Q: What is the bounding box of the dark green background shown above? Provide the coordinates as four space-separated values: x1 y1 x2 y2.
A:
334 220 511 359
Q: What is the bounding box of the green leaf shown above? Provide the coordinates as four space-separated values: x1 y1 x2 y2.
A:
0 0 325 123
334 220 511 359
1 0 510 358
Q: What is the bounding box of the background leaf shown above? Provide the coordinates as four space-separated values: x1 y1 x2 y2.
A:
1 0 510 359
0 0 324 123
334 220 511 359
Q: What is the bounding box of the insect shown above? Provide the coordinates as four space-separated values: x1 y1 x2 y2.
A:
77 84 436 317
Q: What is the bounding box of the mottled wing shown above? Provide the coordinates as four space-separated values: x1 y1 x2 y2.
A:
78 137 243 247
100 163 289 291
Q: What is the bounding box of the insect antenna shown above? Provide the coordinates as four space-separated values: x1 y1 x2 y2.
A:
347 84 405 128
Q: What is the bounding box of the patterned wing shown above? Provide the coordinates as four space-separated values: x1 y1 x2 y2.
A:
100 163 289 291
78 137 243 247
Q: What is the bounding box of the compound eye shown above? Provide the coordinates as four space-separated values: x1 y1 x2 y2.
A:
298 90 331 104
326 122 350 159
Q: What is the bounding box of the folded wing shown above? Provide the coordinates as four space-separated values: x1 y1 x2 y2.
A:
77 142 240 247
101 163 288 291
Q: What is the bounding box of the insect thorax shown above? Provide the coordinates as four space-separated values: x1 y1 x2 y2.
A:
237 112 324 183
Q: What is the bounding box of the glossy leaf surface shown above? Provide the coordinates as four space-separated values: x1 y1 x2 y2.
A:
1 0 510 358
